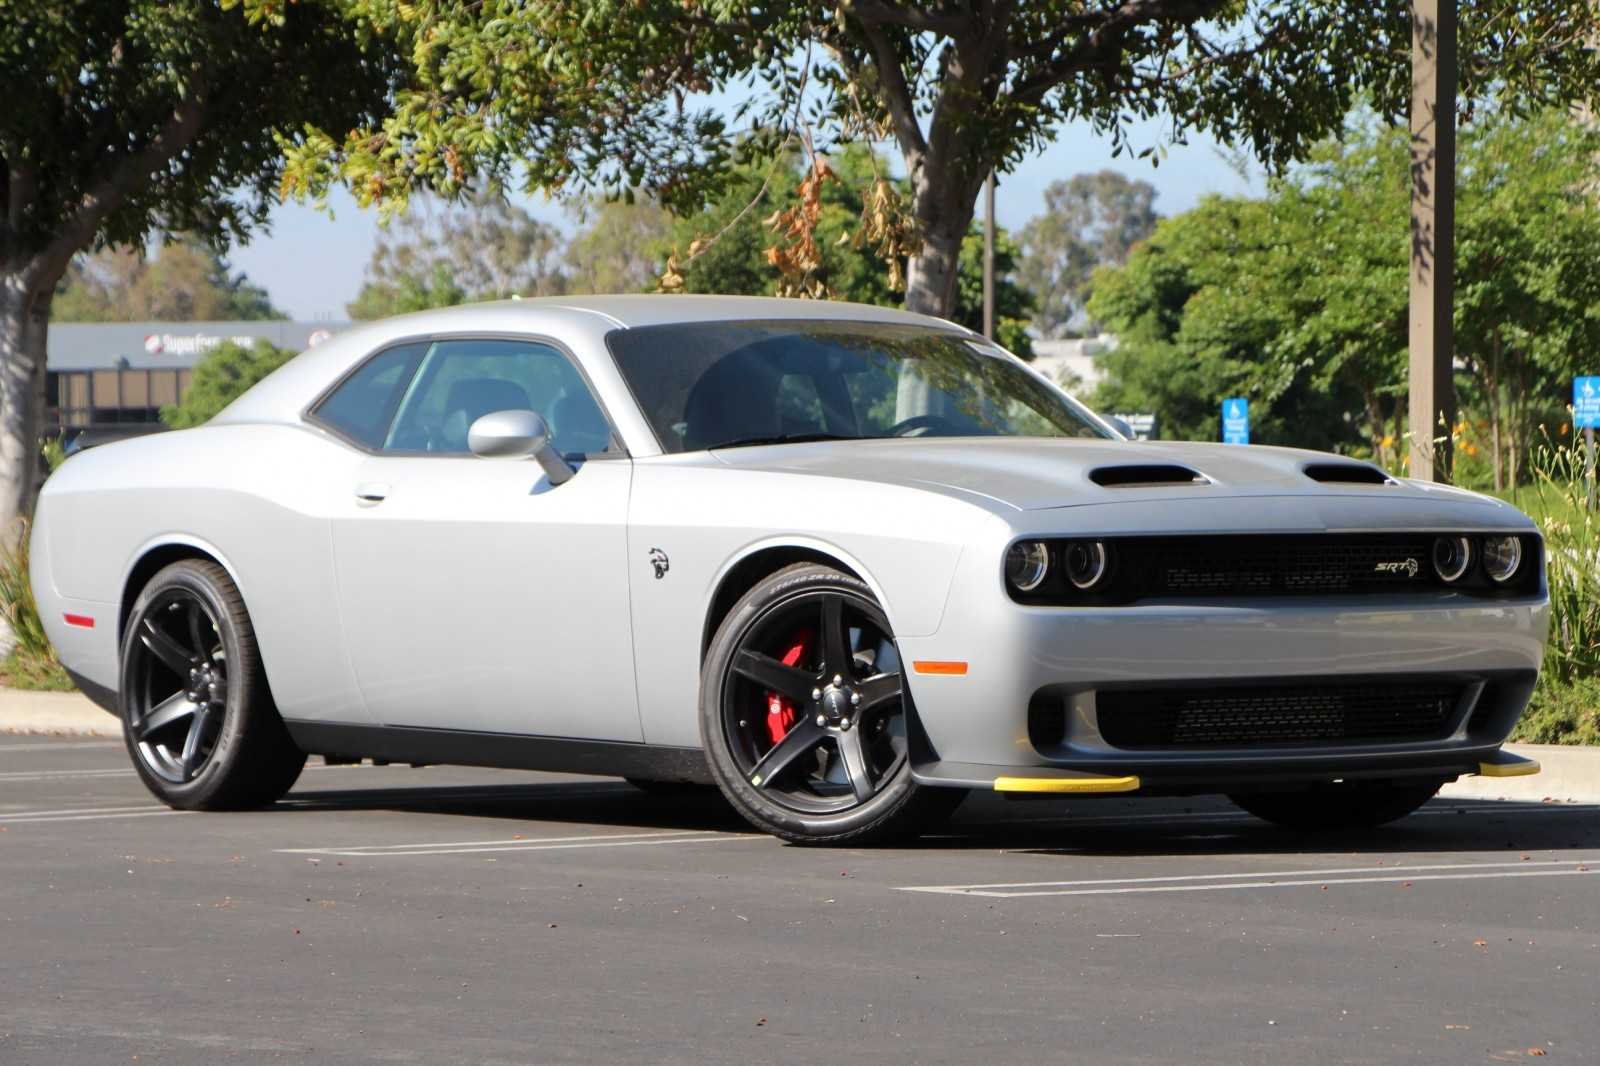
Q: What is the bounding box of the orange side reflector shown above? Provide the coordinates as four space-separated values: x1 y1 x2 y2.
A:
912 660 968 676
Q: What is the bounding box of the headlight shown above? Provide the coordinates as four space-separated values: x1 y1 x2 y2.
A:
1482 536 1522 583
1005 540 1050 592
1063 540 1108 589
1432 536 1472 583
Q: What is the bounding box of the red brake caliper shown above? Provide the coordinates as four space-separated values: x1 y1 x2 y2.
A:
764 631 812 745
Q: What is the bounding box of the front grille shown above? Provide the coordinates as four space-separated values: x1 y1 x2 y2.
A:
1004 533 1543 605
1121 535 1435 597
1097 681 1463 748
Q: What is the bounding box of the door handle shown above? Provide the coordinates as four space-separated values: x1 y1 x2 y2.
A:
354 481 390 503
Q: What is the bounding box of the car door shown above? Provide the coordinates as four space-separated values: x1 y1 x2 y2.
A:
317 335 641 741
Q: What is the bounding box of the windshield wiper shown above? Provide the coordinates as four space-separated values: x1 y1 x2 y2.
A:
709 432 859 449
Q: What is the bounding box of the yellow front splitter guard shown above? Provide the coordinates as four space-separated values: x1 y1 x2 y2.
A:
1476 752 1541 778
993 774 1141 795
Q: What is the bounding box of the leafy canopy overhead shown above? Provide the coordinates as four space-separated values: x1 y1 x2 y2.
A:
1 1 401 281
282 1 1600 222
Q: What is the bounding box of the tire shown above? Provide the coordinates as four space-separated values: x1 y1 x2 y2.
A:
700 562 966 845
1229 779 1446 832
119 559 306 810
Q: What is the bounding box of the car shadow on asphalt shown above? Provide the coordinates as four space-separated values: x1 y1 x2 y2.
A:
933 795 1600 858
277 779 755 834
275 778 1600 856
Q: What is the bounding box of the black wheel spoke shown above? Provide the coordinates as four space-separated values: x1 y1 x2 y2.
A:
732 650 817 704
178 708 210 780
187 601 217 662
135 692 196 740
819 594 853 680
835 728 876 803
141 618 195 673
747 720 825 789
856 671 902 713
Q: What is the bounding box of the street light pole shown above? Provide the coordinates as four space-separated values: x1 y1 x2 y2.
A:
1408 0 1458 482
983 171 995 340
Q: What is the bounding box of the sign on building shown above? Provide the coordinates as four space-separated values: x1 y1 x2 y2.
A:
1222 398 1249 445
1576 377 1600 430
1113 413 1158 441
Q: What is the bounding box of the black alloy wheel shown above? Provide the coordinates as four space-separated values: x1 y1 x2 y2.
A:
701 563 964 844
120 560 306 810
126 588 229 784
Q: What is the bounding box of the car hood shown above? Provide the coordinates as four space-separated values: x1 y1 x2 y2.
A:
708 437 1526 519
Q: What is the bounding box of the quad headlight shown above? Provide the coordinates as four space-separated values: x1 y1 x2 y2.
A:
1005 540 1050 592
1482 535 1523 583
1063 540 1109 590
1432 536 1473 582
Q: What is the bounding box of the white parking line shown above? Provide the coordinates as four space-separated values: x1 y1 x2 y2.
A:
0 740 124 753
900 858 1600 897
280 829 762 858
0 807 186 824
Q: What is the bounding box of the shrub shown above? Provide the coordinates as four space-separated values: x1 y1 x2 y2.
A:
161 339 295 428
0 519 72 690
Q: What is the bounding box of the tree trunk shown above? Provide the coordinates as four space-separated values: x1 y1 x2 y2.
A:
904 227 963 317
0 266 53 536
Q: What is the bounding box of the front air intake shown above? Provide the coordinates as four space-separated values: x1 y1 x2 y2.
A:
1088 464 1207 488
1303 462 1394 485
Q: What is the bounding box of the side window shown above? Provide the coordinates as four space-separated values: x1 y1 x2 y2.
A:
310 342 427 448
382 338 614 457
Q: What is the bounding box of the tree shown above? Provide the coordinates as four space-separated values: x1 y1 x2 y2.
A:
665 146 1034 355
1088 110 1600 473
286 1 1600 323
54 238 284 322
348 194 568 319
161 339 294 429
564 200 675 296
1018 171 1158 338
0 1 399 529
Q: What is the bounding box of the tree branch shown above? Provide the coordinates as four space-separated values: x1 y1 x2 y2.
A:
1010 0 1223 105
842 17 929 166
840 0 971 37
28 84 209 287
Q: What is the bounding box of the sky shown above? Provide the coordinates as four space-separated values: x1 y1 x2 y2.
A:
229 117 1263 322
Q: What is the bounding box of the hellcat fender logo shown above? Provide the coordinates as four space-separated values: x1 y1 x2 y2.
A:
648 548 670 579
1374 559 1420 577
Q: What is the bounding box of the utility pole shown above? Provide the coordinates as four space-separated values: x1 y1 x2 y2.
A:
983 171 995 340
1408 0 1457 482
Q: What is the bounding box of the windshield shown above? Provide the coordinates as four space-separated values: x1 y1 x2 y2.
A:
606 320 1111 452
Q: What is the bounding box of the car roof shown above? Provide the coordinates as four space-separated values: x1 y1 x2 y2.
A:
209 295 972 447
407 293 963 331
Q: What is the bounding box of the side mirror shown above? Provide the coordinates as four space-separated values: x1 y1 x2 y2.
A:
467 409 575 485
1108 416 1134 439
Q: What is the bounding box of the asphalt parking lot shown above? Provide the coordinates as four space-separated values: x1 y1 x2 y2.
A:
2 736 1597 1065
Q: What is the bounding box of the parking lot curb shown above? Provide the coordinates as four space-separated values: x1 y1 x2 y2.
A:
1440 743 1600 804
0 687 120 737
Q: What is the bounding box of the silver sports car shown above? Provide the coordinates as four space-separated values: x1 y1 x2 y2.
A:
33 295 1547 844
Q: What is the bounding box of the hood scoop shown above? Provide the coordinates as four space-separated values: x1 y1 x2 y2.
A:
1089 464 1209 488
1302 462 1395 486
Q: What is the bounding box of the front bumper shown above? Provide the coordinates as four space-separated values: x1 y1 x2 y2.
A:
897 586 1550 793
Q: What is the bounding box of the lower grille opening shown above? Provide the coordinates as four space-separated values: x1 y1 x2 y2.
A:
1097 682 1463 749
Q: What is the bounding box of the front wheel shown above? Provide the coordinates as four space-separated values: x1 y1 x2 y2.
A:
1229 779 1446 832
119 560 306 810
700 563 964 845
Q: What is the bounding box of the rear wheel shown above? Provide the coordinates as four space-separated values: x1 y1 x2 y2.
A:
1229 779 1446 831
700 563 965 845
119 560 305 810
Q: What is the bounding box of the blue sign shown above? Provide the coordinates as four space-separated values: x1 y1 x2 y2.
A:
1576 377 1600 430
1222 397 1250 445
